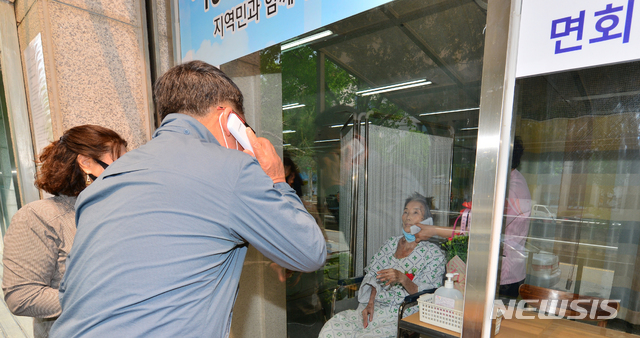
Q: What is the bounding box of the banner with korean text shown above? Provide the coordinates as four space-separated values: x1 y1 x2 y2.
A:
516 0 640 78
179 0 393 66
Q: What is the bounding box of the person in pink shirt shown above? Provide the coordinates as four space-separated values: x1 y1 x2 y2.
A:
413 138 531 299
498 136 532 298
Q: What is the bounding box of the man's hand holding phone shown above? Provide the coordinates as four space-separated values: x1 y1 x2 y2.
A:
243 129 286 184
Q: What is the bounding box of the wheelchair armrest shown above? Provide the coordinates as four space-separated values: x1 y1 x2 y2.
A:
337 276 364 287
398 288 437 323
403 287 437 305
330 276 365 318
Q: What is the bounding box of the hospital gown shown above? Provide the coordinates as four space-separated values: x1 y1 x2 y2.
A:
319 236 446 338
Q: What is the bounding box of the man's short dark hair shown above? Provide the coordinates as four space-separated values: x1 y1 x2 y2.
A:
511 136 524 169
404 192 432 219
154 61 244 120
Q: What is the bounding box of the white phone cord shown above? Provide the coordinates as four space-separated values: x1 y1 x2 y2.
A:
219 113 229 148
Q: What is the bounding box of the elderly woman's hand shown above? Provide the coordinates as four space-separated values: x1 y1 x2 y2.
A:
376 268 409 286
377 268 419 294
362 301 375 328
362 286 377 328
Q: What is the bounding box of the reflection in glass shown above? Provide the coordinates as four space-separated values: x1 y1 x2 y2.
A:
0 71 21 236
498 137 532 300
224 0 487 336
504 61 640 334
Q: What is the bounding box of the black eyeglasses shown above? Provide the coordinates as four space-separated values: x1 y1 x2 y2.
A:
94 159 109 169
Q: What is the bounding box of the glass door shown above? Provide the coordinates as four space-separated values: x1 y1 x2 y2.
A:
0 70 21 236
221 0 487 336
285 1 485 336
496 60 640 336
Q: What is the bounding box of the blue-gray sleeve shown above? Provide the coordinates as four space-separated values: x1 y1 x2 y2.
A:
230 159 327 272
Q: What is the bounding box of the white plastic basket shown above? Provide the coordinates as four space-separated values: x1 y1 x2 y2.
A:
418 293 463 333
417 294 504 335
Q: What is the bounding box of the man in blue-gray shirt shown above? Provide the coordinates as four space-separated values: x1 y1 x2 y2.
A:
50 61 327 337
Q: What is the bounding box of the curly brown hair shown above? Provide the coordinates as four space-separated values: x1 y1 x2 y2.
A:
35 125 127 196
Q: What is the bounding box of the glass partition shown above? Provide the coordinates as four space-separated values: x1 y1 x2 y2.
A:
498 60 640 335
0 71 20 236
221 0 486 336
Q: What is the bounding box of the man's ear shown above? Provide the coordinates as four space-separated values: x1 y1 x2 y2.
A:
219 108 233 137
77 154 92 174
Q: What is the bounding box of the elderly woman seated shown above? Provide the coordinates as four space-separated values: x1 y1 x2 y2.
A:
319 192 446 338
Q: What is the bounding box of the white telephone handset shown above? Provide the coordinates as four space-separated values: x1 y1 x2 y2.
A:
411 217 433 235
227 113 254 153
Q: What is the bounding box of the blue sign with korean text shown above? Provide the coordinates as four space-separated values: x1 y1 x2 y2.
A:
517 0 640 77
179 0 394 66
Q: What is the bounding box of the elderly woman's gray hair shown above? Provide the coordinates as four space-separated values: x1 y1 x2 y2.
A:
404 192 433 219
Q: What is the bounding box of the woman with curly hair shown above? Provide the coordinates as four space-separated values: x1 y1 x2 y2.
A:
2 125 127 338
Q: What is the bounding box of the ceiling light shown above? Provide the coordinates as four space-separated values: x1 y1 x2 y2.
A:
356 79 432 96
282 103 305 110
281 30 333 51
419 107 480 116
569 90 640 101
314 138 340 143
522 236 617 250
460 127 478 131
330 121 371 128
283 130 296 133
